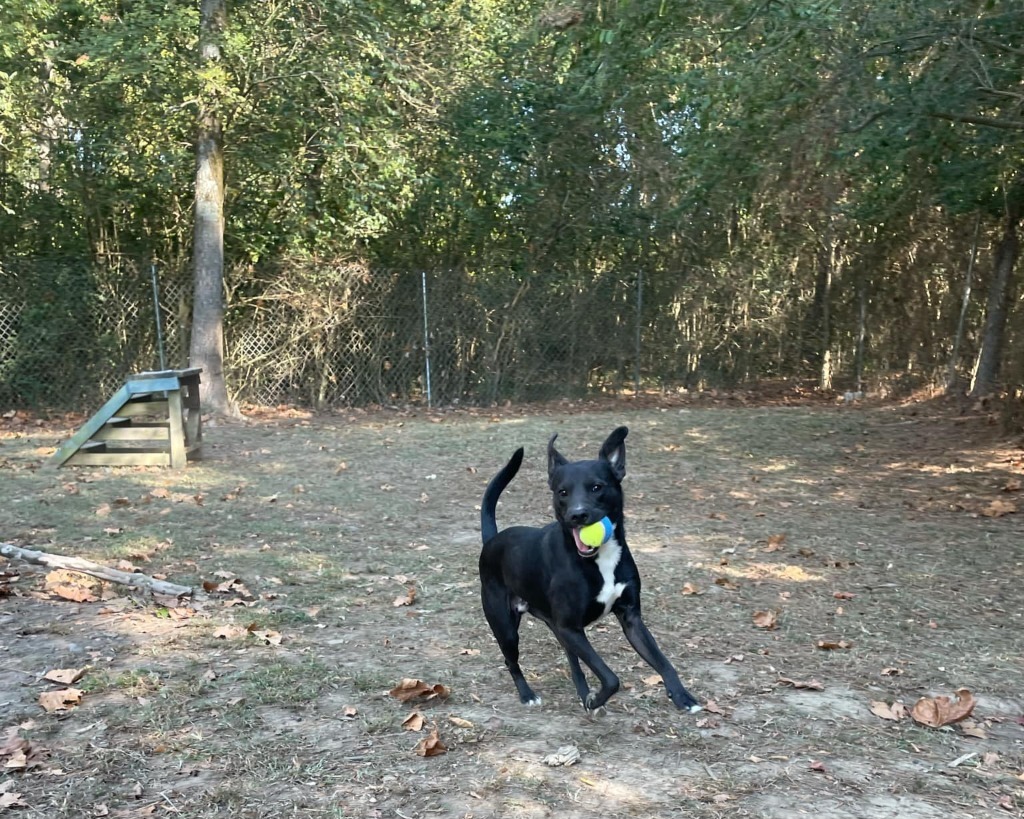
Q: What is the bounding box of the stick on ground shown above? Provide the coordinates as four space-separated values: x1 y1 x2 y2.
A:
0 543 193 598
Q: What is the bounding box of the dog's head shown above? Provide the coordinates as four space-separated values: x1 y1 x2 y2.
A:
548 427 627 557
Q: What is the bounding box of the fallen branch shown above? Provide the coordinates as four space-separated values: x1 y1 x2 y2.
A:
0 543 193 598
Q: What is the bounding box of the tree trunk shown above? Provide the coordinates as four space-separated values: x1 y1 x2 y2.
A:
189 0 238 417
946 213 981 395
971 196 1022 397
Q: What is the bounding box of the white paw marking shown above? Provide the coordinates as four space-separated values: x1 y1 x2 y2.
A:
689 704 704 714
526 697 543 707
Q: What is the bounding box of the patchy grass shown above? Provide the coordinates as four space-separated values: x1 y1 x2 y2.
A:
1 398 1023 818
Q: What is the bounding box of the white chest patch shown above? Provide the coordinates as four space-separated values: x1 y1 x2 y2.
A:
594 537 627 615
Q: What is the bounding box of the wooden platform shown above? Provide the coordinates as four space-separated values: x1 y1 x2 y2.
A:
51 368 203 468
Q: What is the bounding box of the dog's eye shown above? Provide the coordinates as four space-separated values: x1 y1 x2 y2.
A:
558 489 568 497
590 483 603 493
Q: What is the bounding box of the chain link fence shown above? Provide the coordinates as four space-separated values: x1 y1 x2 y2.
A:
1 256 705 413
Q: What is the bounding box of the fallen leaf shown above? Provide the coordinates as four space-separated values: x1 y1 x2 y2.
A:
981 499 1016 518
959 720 987 739
869 700 908 721
414 727 447 757
880 667 903 676
0 790 27 809
402 712 425 731
714 577 739 590
703 700 727 715
389 678 451 703
681 582 701 596
44 667 88 685
809 760 827 773
1001 478 1021 493
542 745 581 766
763 533 786 552
448 716 474 729
245 624 282 645
832 591 856 600
911 689 976 728
45 570 98 603
393 585 417 607
642 674 663 687
778 677 824 691
752 610 778 630
39 688 83 713
342 706 358 719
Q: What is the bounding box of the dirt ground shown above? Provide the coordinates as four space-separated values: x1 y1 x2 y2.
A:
1 395 1023 818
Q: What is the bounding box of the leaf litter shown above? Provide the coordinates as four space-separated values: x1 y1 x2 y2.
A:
2 401 1023 817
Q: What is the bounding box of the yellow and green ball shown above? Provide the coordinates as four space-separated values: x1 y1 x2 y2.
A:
579 517 613 548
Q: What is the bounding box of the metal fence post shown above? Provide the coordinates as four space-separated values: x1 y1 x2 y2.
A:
421 270 433 408
634 268 643 395
150 262 167 371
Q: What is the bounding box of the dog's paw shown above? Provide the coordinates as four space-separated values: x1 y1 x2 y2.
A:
524 696 543 707
687 703 704 714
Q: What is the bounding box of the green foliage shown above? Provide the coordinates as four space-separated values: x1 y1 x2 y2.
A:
1 0 1023 401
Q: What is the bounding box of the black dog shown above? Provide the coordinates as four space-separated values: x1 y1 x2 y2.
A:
479 426 702 713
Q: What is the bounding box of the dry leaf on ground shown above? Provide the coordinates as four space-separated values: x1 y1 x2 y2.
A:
39 688 82 713
0 788 27 809
911 688 976 728
43 667 87 685
402 712 426 731
542 745 581 766
389 678 450 703
869 700 908 721
981 499 1016 518
778 677 824 691
752 610 778 629
393 585 416 607
414 727 447 757
245 624 283 645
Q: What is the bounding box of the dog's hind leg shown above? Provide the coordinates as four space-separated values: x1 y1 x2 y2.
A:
481 583 542 705
532 611 593 706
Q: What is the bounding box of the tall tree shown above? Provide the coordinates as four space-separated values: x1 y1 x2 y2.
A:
189 0 236 416
972 172 1024 397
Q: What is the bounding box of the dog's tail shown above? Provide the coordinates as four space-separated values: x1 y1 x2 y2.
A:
481 447 524 544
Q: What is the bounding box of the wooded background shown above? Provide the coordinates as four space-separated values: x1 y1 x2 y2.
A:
1 1 1021 411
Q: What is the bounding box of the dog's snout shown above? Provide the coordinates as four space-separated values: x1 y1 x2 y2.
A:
567 508 590 526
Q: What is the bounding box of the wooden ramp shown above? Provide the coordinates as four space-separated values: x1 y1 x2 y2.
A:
52 368 203 468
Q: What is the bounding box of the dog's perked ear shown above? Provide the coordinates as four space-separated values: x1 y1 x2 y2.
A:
547 433 568 487
598 426 628 481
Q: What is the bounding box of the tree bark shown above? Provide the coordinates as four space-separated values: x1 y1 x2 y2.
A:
189 0 238 417
971 186 1022 397
946 213 981 395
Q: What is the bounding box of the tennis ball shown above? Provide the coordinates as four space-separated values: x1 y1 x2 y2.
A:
579 517 613 548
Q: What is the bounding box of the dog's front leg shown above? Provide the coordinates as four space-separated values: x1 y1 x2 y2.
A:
615 606 702 712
